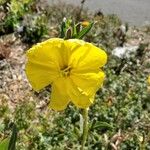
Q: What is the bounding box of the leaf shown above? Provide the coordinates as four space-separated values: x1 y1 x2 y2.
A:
75 23 81 34
60 21 66 38
74 127 81 138
92 121 114 131
8 124 17 150
0 138 10 150
76 22 94 39
65 27 72 39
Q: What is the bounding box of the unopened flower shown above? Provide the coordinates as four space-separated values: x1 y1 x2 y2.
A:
81 21 90 27
25 38 107 110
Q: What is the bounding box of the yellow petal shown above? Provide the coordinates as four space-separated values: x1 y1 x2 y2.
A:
25 38 65 91
68 40 107 72
70 71 105 96
26 61 58 91
49 78 70 111
27 38 65 69
67 78 94 108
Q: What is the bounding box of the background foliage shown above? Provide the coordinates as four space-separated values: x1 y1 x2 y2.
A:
0 0 150 149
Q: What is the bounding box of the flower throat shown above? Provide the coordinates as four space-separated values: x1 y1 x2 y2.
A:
61 66 71 77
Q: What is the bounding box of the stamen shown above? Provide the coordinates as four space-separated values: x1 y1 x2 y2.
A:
60 66 71 77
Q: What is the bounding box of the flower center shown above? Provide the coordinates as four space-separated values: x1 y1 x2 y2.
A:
60 66 71 77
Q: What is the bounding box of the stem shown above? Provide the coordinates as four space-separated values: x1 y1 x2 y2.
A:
80 108 89 150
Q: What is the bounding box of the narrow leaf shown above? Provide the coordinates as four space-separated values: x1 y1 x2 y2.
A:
65 28 72 39
0 138 10 150
75 23 81 35
93 121 114 130
60 21 66 38
76 22 94 39
8 124 17 150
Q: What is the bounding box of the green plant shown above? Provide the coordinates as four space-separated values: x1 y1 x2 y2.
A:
0 123 17 150
0 0 33 35
19 14 48 43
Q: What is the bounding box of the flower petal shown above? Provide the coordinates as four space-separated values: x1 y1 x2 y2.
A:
67 78 94 108
70 71 105 96
68 40 107 72
25 38 65 91
49 78 70 111
26 61 58 91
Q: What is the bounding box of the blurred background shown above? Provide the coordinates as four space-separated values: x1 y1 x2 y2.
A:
49 0 150 26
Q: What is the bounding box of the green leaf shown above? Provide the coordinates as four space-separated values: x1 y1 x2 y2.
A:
8 124 17 150
0 138 10 150
60 18 72 38
75 23 81 34
65 27 72 39
92 121 114 131
60 21 66 38
74 127 81 138
76 22 94 39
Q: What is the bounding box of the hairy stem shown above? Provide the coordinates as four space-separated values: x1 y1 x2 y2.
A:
80 108 89 150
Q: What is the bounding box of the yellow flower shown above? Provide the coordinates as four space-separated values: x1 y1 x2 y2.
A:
25 38 107 110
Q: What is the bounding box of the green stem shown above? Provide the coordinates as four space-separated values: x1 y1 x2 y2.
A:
80 108 89 150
